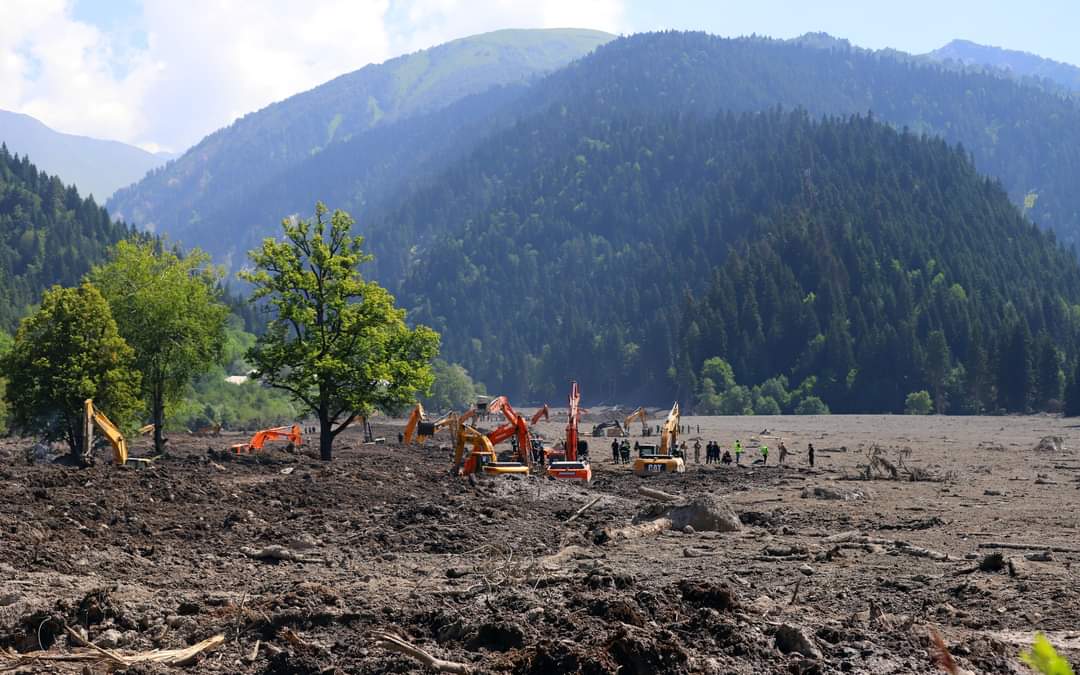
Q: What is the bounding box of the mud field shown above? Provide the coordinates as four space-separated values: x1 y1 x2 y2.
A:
1 413 1079 674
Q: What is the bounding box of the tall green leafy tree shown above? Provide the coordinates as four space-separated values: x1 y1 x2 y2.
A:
241 203 440 461
91 240 229 453
2 283 141 456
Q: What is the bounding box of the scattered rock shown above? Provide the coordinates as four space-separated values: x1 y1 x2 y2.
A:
775 624 823 659
799 564 814 576
95 628 123 649
801 485 866 501
1034 436 1064 452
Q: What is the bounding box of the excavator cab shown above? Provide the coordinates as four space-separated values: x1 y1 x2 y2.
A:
633 402 685 476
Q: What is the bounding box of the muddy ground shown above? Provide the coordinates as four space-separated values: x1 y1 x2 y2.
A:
1 413 1079 673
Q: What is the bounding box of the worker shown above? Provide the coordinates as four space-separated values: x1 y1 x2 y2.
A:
761 444 769 465
678 441 688 459
808 443 815 468
611 439 620 463
693 439 701 464
734 439 743 464
620 439 631 464
397 431 404 444
778 440 789 465
721 448 732 465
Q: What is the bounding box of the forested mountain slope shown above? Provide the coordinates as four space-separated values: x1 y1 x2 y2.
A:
925 39 1080 93
115 31 1080 273
0 110 166 201
106 28 613 265
0 145 134 330
386 109 1080 413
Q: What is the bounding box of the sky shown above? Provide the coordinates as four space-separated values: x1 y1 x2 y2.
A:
1 0 1076 154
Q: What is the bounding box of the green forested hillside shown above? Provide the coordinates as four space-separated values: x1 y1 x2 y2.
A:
925 39 1080 94
386 109 1080 413
0 145 135 330
114 30 1080 264
106 28 613 267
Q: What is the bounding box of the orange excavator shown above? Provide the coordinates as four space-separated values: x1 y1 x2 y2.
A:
451 414 530 477
547 381 592 481
231 425 303 454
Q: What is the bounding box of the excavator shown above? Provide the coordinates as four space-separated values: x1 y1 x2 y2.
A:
547 381 592 481
403 402 430 444
633 402 685 476
451 416 530 477
230 425 303 454
625 407 652 436
84 399 133 465
486 396 549 465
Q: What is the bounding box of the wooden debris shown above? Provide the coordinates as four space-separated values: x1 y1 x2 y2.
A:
0 627 224 669
372 630 470 674
565 496 602 523
638 486 679 502
240 544 324 563
977 542 1080 554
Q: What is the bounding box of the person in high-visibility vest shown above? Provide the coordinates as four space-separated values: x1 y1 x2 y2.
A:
734 439 743 464
761 444 769 465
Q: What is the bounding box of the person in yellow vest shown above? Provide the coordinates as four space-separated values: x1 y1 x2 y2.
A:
761 444 769 465
734 439 743 464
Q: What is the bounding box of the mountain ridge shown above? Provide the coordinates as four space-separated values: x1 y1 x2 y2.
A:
0 109 166 202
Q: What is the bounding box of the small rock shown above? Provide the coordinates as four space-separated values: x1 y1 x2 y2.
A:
775 624 823 659
799 564 814 576
683 525 696 534
95 629 123 649
1025 551 1053 562
983 489 1003 496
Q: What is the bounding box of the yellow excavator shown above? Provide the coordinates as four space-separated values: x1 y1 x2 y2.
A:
633 402 685 476
404 403 474 445
450 419 529 477
84 399 133 465
624 407 652 436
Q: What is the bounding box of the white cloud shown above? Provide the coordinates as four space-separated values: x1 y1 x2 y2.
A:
0 0 624 153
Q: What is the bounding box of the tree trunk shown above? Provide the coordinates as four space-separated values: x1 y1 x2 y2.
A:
153 390 165 455
319 411 333 461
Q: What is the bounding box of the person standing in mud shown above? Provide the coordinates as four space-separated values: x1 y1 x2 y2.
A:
808 443 815 468
734 439 743 465
778 440 788 465
611 439 620 464
693 439 701 464
760 444 769 465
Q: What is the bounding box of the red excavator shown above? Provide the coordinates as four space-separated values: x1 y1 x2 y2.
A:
547 381 592 481
231 425 303 454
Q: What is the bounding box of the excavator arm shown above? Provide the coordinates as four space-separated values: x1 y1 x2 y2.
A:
530 404 550 426
84 399 128 465
403 402 426 444
658 402 680 456
565 382 580 461
232 425 302 453
625 407 648 435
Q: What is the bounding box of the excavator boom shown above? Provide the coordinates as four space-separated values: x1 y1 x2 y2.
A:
232 425 302 454
547 381 591 481
84 399 128 465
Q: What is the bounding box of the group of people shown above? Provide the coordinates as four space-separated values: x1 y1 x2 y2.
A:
610 439 632 463
698 440 733 465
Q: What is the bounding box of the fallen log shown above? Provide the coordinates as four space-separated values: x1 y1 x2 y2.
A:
372 631 470 674
638 486 680 502
598 517 674 544
977 542 1080 554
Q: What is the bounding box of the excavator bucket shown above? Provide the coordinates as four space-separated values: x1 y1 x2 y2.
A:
417 421 437 436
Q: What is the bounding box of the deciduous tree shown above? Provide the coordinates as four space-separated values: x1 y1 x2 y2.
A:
2 283 141 457
241 203 439 460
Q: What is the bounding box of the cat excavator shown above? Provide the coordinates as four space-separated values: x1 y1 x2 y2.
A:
230 425 303 454
547 381 592 481
625 407 652 436
633 402 685 476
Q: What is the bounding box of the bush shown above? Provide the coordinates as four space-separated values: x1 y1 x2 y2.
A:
905 390 933 415
754 395 781 415
794 396 829 415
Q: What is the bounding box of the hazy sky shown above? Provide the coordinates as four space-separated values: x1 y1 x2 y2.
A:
1 0 1075 154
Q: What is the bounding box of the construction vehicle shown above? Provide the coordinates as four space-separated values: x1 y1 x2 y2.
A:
403 402 429 444
84 399 131 465
230 425 303 454
451 416 530 477
633 402 685 476
547 381 592 481
486 396 545 465
624 407 652 436
591 420 625 437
